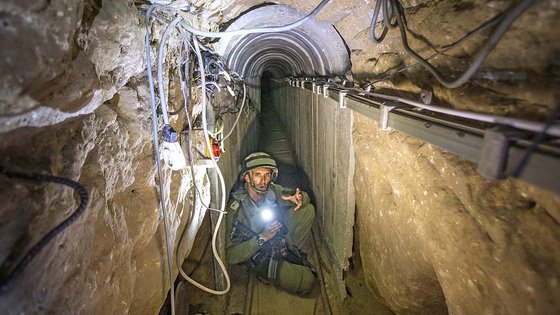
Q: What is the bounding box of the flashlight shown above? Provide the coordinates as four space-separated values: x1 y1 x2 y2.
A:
260 207 274 223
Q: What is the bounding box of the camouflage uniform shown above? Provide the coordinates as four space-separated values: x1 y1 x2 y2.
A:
225 181 316 295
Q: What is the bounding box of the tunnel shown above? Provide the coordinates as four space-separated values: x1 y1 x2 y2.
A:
1 0 559 314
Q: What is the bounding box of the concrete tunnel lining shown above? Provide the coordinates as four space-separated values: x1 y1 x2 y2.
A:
217 4 350 78
232 33 328 77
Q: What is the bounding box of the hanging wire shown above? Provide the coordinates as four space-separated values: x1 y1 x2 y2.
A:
145 5 177 314
368 0 540 88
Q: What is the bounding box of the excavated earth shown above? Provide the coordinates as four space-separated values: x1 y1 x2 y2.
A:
1 0 559 314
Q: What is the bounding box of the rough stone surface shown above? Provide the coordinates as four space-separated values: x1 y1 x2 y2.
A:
0 0 145 132
353 112 560 314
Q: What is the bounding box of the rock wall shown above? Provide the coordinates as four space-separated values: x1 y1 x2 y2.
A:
353 113 560 314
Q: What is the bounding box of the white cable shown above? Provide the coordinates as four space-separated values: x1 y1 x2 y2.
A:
357 90 560 137
158 16 182 125
178 37 231 295
145 5 176 315
177 0 331 38
221 82 247 142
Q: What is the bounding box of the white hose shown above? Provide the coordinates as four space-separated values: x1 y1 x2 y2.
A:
178 37 231 295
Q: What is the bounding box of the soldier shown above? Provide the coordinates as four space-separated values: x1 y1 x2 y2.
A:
225 152 316 295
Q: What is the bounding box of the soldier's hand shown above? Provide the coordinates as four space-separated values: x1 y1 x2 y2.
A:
281 187 303 211
260 220 283 241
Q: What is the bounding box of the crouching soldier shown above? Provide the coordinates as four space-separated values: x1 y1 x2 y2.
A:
225 152 317 295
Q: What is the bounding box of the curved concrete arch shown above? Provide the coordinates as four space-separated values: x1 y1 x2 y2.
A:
229 33 322 77
236 42 309 76
248 53 302 78
240 45 309 77
217 4 349 79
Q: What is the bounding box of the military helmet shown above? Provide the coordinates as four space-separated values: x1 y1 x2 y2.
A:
240 152 278 180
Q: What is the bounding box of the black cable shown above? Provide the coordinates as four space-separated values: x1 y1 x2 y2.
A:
0 167 89 293
369 0 539 88
169 46 191 116
512 102 560 178
367 7 502 86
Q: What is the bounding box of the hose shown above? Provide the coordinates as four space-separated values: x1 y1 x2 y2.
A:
0 167 89 294
176 37 231 295
370 0 539 88
145 5 176 314
177 0 331 38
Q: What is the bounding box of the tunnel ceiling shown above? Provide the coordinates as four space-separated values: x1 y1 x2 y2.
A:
217 5 350 79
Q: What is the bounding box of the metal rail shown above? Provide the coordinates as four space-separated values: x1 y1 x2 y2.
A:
291 80 560 193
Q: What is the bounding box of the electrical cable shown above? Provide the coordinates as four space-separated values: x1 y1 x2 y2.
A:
370 0 539 88
221 82 247 142
176 0 331 38
158 16 183 125
168 45 192 116
367 8 502 86
145 5 176 314
369 0 391 43
512 102 560 177
197 81 221 92
176 37 230 295
0 167 88 294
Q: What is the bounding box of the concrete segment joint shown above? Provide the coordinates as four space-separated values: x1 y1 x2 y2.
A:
379 102 400 131
339 90 349 109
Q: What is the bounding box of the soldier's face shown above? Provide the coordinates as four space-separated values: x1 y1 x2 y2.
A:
246 167 272 191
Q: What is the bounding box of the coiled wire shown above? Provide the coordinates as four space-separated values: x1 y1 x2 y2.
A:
0 167 89 294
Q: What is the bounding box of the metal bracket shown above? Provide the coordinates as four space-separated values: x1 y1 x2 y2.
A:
339 90 349 109
312 83 317 94
477 127 529 179
379 102 401 131
420 89 433 105
323 85 330 98
300 81 305 89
